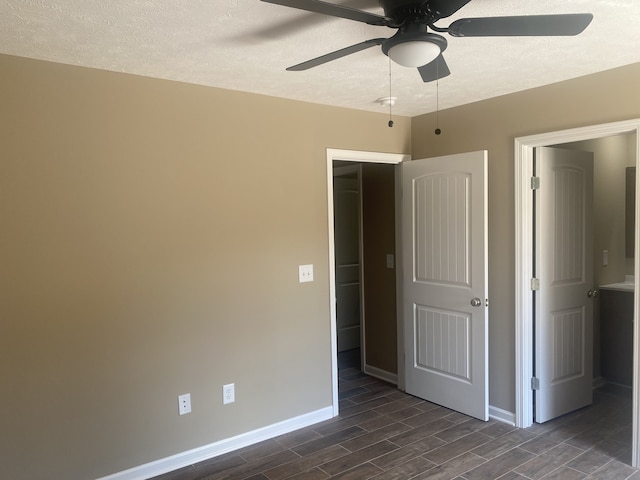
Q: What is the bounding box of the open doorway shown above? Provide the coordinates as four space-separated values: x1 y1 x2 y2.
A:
551 135 636 386
333 164 364 370
326 149 408 415
515 119 640 466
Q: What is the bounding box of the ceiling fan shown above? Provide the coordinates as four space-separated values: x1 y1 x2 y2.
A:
260 0 593 82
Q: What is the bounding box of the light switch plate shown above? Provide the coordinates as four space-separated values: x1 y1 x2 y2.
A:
299 264 314 283
386 254 394 269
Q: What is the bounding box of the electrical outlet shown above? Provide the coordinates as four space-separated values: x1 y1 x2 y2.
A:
178 393 191 415
299 264 314 283
223 383 235 405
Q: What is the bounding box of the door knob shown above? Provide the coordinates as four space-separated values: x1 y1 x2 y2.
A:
587 289 599 298
470 298 482 307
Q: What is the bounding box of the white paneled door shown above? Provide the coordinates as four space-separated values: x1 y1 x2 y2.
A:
535 146 594 423
402 151 489 421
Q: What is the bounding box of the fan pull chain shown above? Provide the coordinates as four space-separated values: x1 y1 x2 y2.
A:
388 56 394 128
435 62 442 135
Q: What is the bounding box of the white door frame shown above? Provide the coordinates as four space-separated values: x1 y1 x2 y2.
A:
326 149 409 415
514 119 640 465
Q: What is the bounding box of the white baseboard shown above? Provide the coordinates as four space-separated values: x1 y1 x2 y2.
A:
489 405 516 426
96 406 334 480
363 364 398 385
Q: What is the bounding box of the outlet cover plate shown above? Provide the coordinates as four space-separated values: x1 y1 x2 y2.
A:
178 393 191 415
223 383 235 404
299 264 314 283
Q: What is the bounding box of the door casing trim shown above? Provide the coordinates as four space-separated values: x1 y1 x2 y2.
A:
514 119 640 466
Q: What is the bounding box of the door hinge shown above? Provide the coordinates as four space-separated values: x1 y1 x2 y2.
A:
531 377 540 390
531 176 540 190
531 278 540 291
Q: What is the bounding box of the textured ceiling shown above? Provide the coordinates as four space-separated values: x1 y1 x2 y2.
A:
2 0 640 117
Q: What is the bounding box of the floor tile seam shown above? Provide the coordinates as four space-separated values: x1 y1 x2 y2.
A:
340 377 383 387
386 409 437 425
538 465 585 479
501 466 535 480
357 421 403 434
269 444 353 479
321 440 401 475
370 447 434 471
403 466 437 480
339 398 396 418
529 446 588 470
396 418 422 429
368 408 415 421
562 437 607 452
425 449 489 472
291 436 359 458
591 440 631 460
572 444 619 467
398 460 441 480
237 442 292 463
265 463 331 480
585 456 620 476
310 425 349 438
568 458 615 476
338 438 400 456
386 431 448 452
432 428 495 450
316 461 378 478
433 421 498 445
535 432 583 448
471 442 534 463
347 393 402 405
517 440 570 457
221 452 301 480
371 400 425 416
499 469 538 480
348 421 411 438
460 448 536 480
513 458 572 480
429 451 489 480
438 450 489 464
292 434 342 453
407 413 461 429
316 465 332 477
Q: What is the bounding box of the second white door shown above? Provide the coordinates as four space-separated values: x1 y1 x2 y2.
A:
535 146 595 423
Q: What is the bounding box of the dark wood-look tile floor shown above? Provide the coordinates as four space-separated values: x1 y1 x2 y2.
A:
153 356 638 480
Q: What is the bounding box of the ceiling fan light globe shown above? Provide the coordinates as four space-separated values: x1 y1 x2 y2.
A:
388 41 440 68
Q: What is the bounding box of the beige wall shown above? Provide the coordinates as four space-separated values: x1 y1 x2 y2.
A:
411 62 640 414
0 54 410 480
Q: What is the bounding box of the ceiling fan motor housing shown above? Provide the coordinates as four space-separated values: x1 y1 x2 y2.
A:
381 25 448 67
379 0 446 26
